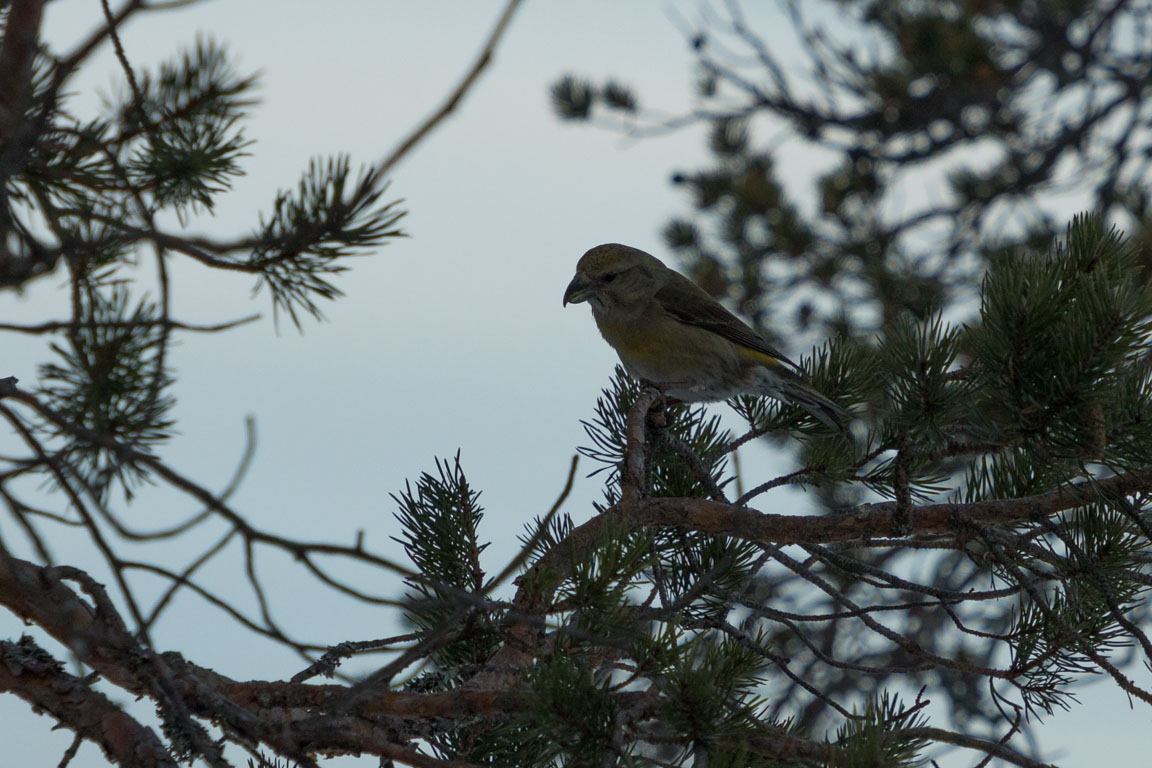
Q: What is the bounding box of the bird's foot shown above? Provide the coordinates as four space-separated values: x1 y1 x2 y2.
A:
638 379 689 406
638 380 674 429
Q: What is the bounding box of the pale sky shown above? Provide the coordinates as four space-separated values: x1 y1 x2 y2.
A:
0 2 1144 766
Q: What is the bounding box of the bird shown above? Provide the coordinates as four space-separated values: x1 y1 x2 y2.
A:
563 243 848 432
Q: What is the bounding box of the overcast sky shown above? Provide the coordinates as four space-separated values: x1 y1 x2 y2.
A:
1 2 1145 766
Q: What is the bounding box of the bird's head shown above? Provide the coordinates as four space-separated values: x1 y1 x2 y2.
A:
563 243 666 314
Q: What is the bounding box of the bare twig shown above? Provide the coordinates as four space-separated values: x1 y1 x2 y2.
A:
0 314 261 334
376 0 525 177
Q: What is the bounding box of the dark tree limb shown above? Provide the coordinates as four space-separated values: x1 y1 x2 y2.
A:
0 636 178 768
0 0 45 135
523 459 1152 584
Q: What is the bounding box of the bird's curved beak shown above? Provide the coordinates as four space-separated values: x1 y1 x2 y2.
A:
563 273 593 306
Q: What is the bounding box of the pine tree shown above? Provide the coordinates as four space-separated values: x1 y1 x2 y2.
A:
543 1 1152 761
2 2 1152 768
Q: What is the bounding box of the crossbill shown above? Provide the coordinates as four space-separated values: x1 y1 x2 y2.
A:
563 243 847 432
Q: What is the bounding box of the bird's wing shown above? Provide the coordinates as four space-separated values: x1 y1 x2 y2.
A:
654 277 798 368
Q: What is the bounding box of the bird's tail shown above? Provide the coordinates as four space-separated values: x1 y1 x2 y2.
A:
768 374 850 434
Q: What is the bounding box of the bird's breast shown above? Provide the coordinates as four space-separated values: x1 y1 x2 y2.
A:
596 317 666 372
592 308 739 386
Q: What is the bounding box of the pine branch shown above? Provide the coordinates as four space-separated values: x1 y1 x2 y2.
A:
0 636 178 768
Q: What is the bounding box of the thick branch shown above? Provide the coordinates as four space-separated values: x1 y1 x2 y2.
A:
0 552 137 687
0 555 651 725
0 637 177 767
0 554 541 761
522 467 1152 585
0 0 44 135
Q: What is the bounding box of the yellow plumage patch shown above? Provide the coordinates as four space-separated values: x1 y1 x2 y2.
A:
737 346 784 368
